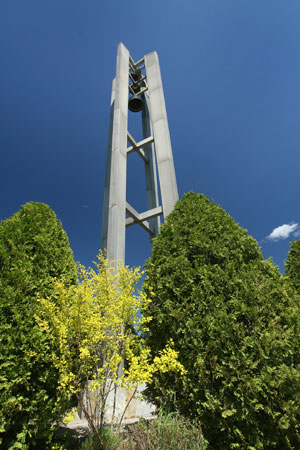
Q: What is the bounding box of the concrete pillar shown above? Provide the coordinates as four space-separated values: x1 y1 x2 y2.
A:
142 93 160 237
144 51 178 218
101 43 129 262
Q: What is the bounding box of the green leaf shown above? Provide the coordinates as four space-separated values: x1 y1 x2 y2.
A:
221 409 236 418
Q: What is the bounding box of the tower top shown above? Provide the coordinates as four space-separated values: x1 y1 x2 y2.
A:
101 44 178 263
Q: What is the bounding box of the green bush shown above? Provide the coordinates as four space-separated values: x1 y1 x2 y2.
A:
0 202 77 449
285 239 300 293
78 427 121 450
120 413 207 450
143 192 300 449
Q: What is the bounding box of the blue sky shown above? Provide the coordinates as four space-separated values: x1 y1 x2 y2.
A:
1 0 300 272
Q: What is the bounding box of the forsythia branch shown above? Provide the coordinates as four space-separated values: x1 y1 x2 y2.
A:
35 251 185 444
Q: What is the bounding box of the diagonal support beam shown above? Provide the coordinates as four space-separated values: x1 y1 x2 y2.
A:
126 205 163 228
127 135 154 159
129 55 145 70
138 205 163 222
127 132 152 162
125 202 162 236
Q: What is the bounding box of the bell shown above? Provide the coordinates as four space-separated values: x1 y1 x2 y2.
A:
128 95 143 112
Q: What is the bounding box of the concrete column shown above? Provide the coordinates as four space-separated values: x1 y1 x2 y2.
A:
144 51 179 217
142 93 160 236
101 78 115 254
101 43 129 262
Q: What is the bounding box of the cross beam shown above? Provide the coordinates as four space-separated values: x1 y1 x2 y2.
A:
126 202 163 235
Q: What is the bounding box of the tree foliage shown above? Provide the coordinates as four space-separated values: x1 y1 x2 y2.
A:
0 202 77 449
285 239 300 293
144 192 300 449
36 253 186 449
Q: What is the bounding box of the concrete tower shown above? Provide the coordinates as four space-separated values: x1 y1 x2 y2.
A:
101 43 178 262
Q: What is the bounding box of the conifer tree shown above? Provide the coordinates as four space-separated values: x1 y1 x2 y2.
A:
285 239 300 293
0 202 77 449
144 192 300 449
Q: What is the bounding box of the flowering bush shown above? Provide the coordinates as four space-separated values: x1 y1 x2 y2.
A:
36 252 185 450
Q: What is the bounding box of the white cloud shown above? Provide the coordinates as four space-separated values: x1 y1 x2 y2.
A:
293 228 300 238
266 223 299 241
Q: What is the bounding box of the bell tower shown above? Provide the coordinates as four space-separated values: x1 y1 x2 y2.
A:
101 43 178 262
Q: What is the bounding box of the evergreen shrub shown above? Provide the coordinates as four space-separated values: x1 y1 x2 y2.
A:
144 192 300 449
0 202 77 449
285 239 300 293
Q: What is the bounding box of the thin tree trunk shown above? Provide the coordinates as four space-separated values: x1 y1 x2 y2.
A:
112 380 117 426
118 387 137 431
77 393 106 450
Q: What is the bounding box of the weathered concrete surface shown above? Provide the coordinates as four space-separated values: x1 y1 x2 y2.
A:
144 51 178 218
101 42 129 263
66 383 156 429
